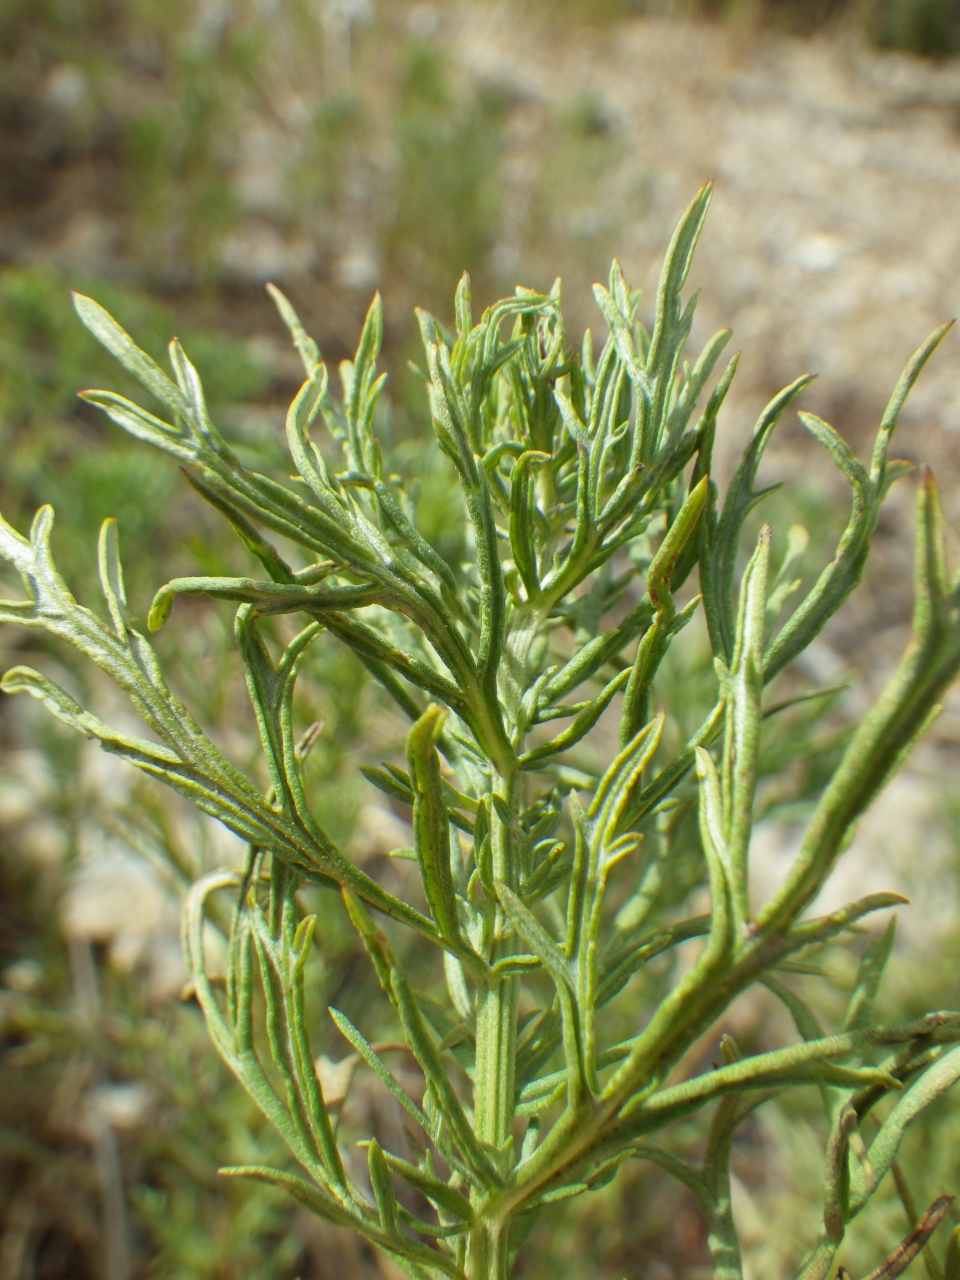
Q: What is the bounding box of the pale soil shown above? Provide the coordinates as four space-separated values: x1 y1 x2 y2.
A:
455 9 960 447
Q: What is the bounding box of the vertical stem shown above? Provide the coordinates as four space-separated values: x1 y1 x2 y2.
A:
475 767 520 1148
474 974 518 1151
467 1218 510 1280
474 913 518 1161
471 767 520 1280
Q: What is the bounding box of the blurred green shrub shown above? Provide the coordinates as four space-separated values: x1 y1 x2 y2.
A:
384 44 506 309
868 0 960 56
568 0 960 54
0 267 267 594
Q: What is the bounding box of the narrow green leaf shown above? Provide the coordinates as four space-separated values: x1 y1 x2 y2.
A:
870 323 954 494
496 883 571 994
844 919 897 1033
343 891 497 1185
647 182 712 370
719 524 771 927
519 667 630 769
286 364 346 510
219 1165 356 1228
757 471 960 937
799 413 870 498
703 374 814 662
823 1104 857 1243
329 1008 429 1130
591 711 665 841
97 518 128 640
765 328 951 684
406 705 465 948
361 764 415 806
597 915 710 1009
520 840 568 902
650 476 710 614
540 596 652 707
696 746 729 911
376 1148 472 1221
374 479 461 598
149 574 378 631
497 881 586 1107
762 977 826 1043
79 389 195 461
509 451 549 599
2 666 121 743
620 479 708 745
73 292 189 419
266 282 321 374
849 1043 960 1216
368 1139 399 1237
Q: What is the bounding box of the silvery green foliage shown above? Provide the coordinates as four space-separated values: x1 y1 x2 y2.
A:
2 184 960 1279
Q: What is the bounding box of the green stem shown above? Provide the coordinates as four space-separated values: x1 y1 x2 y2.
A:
474 975 518 1151
475 768 520 1147
471 767 520 1279
466 1216 510 1280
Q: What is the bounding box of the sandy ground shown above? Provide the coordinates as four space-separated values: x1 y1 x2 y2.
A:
451 10 960 447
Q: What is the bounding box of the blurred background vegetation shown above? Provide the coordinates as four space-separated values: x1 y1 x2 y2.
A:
2 0 960 1277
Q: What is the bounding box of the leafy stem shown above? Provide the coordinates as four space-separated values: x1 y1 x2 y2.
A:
1 184 957 1280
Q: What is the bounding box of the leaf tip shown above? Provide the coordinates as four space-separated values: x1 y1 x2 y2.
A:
147 587 174 632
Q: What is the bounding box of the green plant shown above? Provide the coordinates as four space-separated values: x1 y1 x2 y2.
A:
2 183 960 1280
567 0 960 55
868 0 960 56
385 43 507 311
0 263 329 1280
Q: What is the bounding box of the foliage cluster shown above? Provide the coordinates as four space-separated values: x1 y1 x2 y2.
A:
0 12 528 1257
3 5 960 1275
0 271 354 1277
3 184 960 1280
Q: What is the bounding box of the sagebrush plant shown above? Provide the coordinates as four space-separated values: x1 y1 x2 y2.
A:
3 183 960 1279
